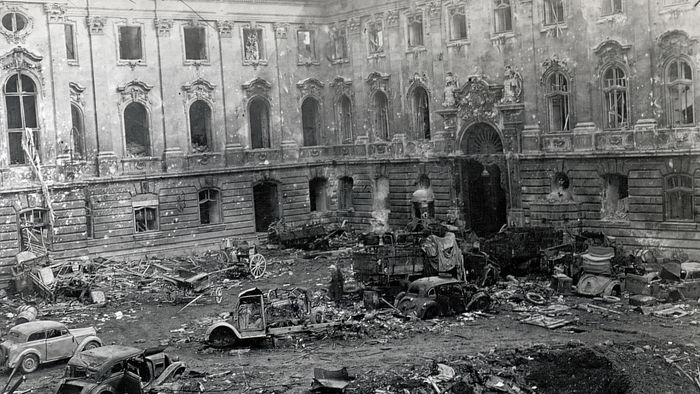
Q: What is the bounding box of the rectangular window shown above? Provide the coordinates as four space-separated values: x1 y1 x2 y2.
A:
118 26 143 61
449 8 468 40
549 95 570 131
134 206 158 233
602 0 623 15
332 29 347 60
199 189 221 225
665 175 693 221
368 23 383 53
65 24 76 61
297 30 316 62
494 0 513 33
544 0 565 25
407 16 424 47
338 177 354 211
184 26 207 61
19 209 50 254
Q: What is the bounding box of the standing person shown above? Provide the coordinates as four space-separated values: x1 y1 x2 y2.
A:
328 264 344 304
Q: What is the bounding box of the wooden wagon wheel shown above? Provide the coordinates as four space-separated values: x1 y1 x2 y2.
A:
249 254 267 279
213 287 223 304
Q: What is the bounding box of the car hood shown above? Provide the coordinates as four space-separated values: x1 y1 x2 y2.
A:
69 327 96 337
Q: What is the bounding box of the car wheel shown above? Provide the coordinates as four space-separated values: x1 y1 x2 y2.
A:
397 299 416 316
422 306 439 320
20 354 39 374
83 341 100 351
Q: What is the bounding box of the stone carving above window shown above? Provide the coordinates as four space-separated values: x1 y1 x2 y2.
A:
347 17 361 34
154 18 174 37
0 46 43 74
366 71 390 94
331 76 353 99
385 10 399 26
540 55 574 83
0 4 33 44
657 29 697 59
216 20 233 38
117 80 153 106
296 77 324 100
182 78 216 103
44 3 66 24
242 77 272 99
69 82 86 106
456 75 502 125
594 40 632 68
86 16 106 35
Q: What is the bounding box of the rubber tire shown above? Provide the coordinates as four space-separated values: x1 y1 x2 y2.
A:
83 341 100 351
20 354 39 374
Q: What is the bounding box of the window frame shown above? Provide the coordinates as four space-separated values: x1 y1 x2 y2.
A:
133 206 159 233
410 85 431 140
64 22 78 65
242 26 267 66
5 72 40 166
406 13 425 49
248 96 271 149
601 0 624 16
337 94 354 144
1 11 27 33
664 174 694 222
70 103 87 160
122 101 152 158
182 24 209 65
367 20 384 57
330 26 349 64
296 29 318 66
543 0 566 26
372 91 390 141
301 96 321 147
664 57 695 127
198 188 222 225
337 176 354 211
309 177 329 213
601 64 630 130
493 0 513 34
544 70 573 132
18 207 50 253
188 99 213 153
116 23 146 66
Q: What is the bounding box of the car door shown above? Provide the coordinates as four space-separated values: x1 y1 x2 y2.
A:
45 327 75 361
25 330 47 361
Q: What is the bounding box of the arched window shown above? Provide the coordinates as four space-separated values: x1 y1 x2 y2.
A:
494 0 512 33
5 73 38 165
124 102 150 157
665 174 693 221
412 87 430 139
666 58 694 126
199 188 221 225
338 95 353 143
189 100 212 153
545 71 571 131
373 91 389 140
249 97 270 149
71 104 86 160
602 66 629 129
301 97 320 147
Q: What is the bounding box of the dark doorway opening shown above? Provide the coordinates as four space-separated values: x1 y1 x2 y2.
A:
253 182 280 232
462 160 507 236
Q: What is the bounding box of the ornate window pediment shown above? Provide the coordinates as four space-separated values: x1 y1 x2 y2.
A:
242 77 272 99
366 71 390 94
456 75 502 125
69 82 86 106
331 76 353 98
594 40 632 68
117 80 153 106
657 30 697 59
0 46 43 74
182 78 216 104
296 77 324 99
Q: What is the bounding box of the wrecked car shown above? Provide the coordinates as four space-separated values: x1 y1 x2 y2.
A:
1 320 102 374
394 277 491 319
55 345 185 394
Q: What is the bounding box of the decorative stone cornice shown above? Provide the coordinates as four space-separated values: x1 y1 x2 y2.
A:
296 77 324 99
86 16 106 35
216 20 234 38
44 3 66 24
117 80 154 105
154 18 174 37
242 77 273 99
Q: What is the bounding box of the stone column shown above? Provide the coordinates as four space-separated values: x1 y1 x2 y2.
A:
496 102 525 220
435 108 457 155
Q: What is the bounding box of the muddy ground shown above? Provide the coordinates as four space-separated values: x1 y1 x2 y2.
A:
2 248 699 394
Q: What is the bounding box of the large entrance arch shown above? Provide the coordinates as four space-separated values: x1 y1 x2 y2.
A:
459 123 508 236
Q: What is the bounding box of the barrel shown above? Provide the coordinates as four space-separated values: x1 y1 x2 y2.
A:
15 305 37 325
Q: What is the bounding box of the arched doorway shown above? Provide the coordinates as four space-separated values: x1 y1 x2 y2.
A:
460 123 508 236
253 182 280 232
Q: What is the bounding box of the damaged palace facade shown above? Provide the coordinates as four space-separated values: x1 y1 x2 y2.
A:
0 0 698 276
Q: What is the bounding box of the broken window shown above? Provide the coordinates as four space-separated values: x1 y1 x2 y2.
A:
603 66 628 129
331 28 347 61
544 0 565 25
338 177 354 211
338 95 353 143
71 104 86 160
189 100 212 153
665 174 693 221
133 194 159 233
297 30 316 63
1 12 27 33
601 174 629 221
254 182 280 232
243 28 264 61
309 177 328 212
18 208 50 253
118 26 143 61
302 97 320 147
199 189 221 225
373 91 390 140
184 26 207 61
494 0 513 33
602 0 623 15
124 102 150 157
412 86 430 140
666 58 694 126
249 97 271 149
546 71 571 131
65 24 77 61
5 73 38 165
449 7 468 40
407 15 424 47
368 22 383 54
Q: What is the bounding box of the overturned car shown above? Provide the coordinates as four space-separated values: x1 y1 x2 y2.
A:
394 277 491 320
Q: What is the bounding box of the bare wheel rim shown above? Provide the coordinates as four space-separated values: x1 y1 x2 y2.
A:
214 287 223 304
249 254 266 278
21 354 38 373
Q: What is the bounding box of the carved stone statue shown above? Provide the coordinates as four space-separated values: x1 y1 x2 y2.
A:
502 65 522 103
245 31 260 61
442 72 458 108
546 172 576 203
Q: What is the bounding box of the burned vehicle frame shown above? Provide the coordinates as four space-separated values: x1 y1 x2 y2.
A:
393 277 491 320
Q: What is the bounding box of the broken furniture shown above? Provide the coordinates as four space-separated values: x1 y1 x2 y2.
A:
626 261 700 301
576 246 621 298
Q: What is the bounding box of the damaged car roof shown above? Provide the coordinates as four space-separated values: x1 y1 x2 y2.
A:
68 345 141 370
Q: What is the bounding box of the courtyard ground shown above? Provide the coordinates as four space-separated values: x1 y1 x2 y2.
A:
1 248 699 393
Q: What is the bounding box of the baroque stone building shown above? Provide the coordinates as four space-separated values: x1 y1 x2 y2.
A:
0 0 698 284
